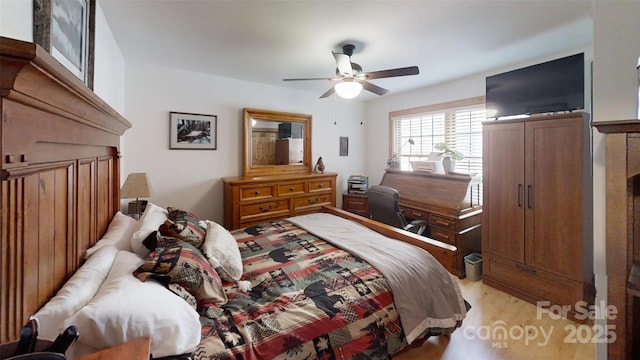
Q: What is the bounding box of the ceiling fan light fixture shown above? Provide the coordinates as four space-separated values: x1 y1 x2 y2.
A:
334 81 363 99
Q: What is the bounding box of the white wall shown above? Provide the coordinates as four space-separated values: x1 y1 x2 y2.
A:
0 0 31 41
93 4 125 114
122 62 365 223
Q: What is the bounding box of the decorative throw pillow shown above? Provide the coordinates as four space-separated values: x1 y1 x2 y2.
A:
130 202 169 257
134 241 227 307
200 220 243 282
158 207 206 248
142 230 182 251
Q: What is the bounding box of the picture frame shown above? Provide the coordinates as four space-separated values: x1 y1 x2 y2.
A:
33 0 95 89
170 112 217 150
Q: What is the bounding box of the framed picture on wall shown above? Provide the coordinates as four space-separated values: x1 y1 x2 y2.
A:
170 112 218 150
33 0 96 89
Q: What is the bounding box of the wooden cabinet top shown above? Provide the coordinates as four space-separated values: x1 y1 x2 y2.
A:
223 171 337 185
380 169 481 216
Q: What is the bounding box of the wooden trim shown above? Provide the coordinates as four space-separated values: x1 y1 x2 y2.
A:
321 206 457 274
592 120 640 359
389 96 486 118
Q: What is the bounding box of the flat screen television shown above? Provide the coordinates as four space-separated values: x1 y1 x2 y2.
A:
485 53 585 119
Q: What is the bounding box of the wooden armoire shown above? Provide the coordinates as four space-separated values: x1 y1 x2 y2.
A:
482 113 594 315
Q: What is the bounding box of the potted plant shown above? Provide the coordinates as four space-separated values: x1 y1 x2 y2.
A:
435 143 464 173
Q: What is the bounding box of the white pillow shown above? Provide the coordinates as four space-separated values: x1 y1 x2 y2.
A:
130 202 168 257
200 220 243 282
64 250 201 358
84 212 137 258
34 246 119 341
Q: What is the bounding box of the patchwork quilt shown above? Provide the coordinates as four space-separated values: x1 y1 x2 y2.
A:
194 220 409 359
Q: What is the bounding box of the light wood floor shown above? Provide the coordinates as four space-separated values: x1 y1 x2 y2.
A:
395 278 595 360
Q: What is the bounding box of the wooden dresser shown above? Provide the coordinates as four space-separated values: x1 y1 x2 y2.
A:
223 172 337 230
378 169 482 278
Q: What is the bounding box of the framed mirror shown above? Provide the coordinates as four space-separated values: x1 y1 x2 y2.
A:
243 108 312 177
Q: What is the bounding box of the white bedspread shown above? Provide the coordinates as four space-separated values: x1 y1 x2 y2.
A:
288 212 467 344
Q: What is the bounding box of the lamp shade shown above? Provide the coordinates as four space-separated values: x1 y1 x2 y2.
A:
120 173 152 199
334 81 363 99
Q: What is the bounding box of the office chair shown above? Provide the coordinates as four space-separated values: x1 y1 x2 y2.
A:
367 185 428 235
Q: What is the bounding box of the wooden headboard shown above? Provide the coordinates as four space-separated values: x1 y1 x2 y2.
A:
0 36 131 342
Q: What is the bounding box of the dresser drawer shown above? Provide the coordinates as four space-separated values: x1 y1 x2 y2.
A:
241 185 274 201
400 206 428 221
344 198 367 212
278 182 306 196
484 255 583 307
240 200 290 219
293 193 333 211
430 227 456 245
309 179 332 192
430 213 456 231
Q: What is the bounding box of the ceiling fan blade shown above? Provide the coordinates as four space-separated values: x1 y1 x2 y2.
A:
283 77 336 81
361 80 389 96
319 86 335 98
364 66 419 79
333 52 353 76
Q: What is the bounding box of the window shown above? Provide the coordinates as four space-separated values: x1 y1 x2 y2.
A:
389 96 485 202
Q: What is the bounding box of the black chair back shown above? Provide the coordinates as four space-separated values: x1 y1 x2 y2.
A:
367 185 409 229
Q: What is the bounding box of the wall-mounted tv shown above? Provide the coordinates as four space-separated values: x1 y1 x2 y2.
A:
485 53 585 119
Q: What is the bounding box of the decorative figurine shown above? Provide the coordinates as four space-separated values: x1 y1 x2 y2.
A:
314 157 325 173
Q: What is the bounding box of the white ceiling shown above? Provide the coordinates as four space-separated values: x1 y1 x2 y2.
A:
99 0 593 100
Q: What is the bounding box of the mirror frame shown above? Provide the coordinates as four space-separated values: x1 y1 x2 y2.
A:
243 108 312 177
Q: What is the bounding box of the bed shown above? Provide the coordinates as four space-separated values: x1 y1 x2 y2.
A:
0 36 467 359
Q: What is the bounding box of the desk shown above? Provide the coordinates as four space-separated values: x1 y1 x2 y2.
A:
378 169 482 278
75 337 150 360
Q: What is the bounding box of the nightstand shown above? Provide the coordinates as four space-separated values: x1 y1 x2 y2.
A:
76 337 150 360
342 192 369 218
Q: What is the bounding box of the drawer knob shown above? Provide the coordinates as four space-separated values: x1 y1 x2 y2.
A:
318 184 324 187
254 190 260 195
290 187 295 191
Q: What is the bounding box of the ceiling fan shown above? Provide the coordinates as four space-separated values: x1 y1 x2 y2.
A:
283 44 420 99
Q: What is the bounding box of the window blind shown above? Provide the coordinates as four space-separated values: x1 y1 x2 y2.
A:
389 96 485 203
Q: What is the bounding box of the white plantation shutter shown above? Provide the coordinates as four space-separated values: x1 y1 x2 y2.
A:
389 96 485 203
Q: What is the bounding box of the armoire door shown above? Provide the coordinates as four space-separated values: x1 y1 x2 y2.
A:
524 116 584 280
482 121 525 263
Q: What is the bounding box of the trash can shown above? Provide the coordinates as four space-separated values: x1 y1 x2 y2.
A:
464 253 483 281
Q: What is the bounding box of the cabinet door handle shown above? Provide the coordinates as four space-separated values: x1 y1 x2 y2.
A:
259 204 273 212
518 184 523 207
307 197 319 204
527 185 532 209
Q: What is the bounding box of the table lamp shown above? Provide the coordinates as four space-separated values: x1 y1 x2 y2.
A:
120 173 152 219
